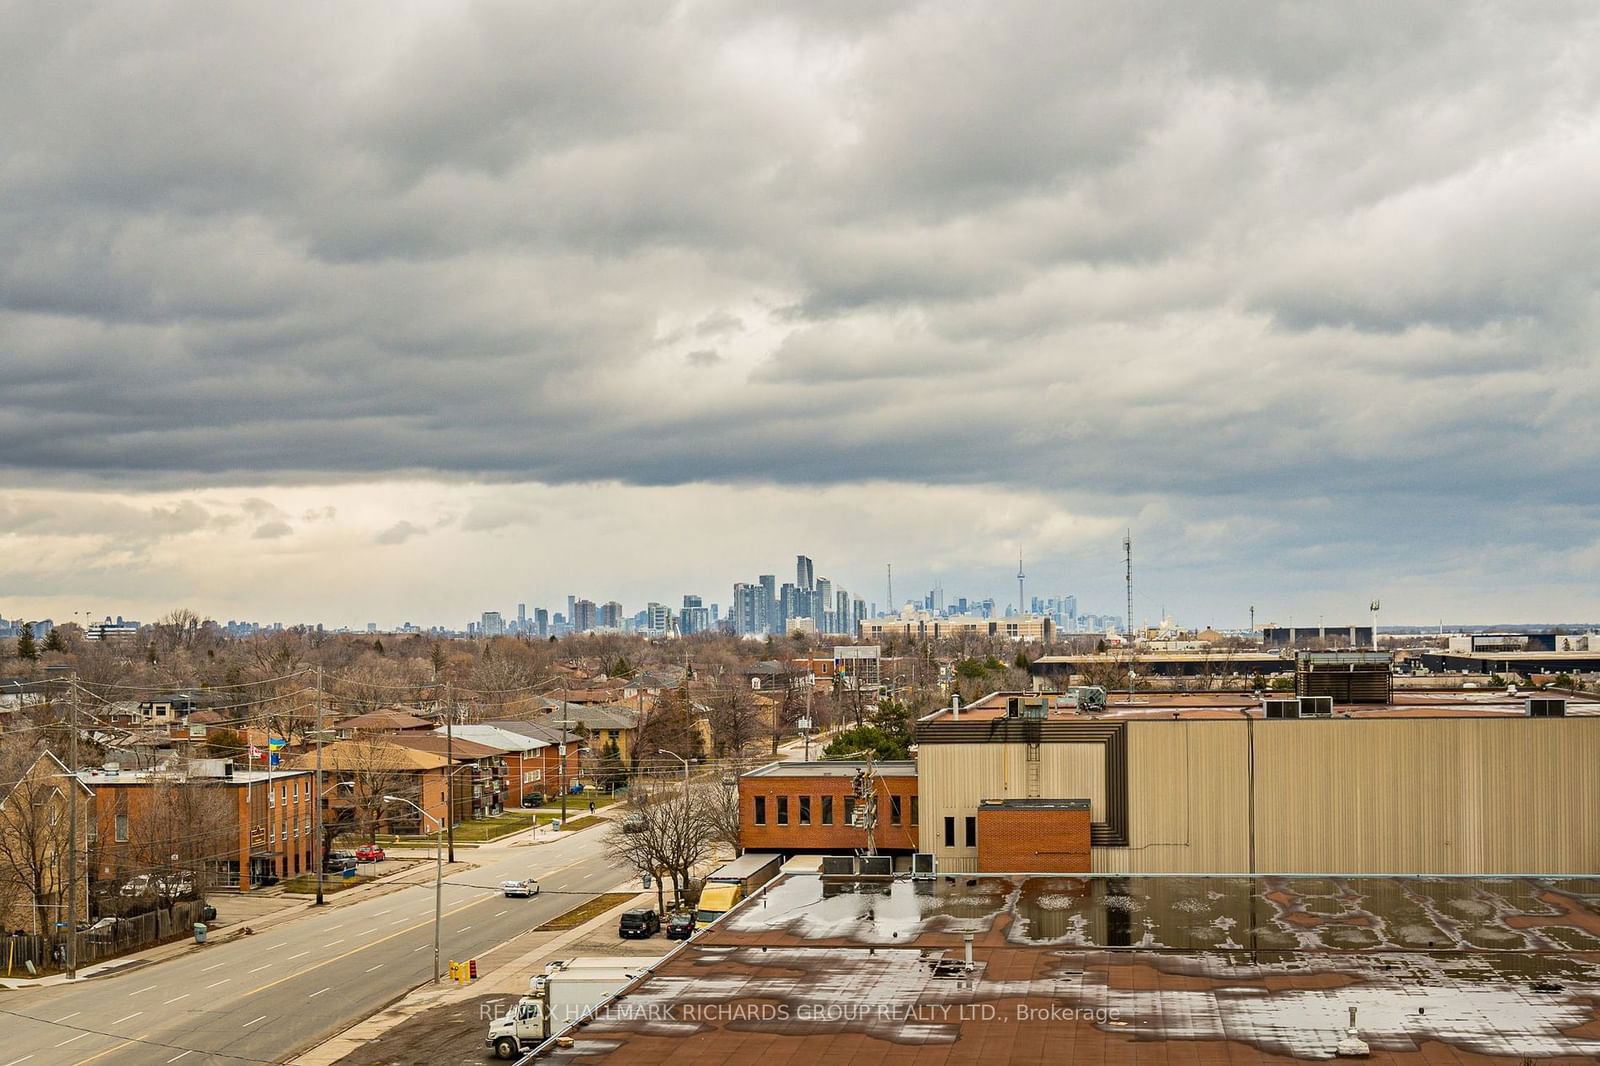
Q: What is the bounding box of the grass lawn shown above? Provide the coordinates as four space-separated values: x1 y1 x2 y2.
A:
556 815 604 833
371 811 559 846
536 893 638 931
280 873 375 894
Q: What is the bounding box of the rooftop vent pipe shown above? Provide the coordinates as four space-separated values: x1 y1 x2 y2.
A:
951 696 961 721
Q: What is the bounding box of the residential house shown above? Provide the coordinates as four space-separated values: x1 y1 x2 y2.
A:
0 751 93 933
333 708 437 738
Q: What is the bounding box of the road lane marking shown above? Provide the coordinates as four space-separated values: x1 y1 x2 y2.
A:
374 909 391 916
389 918 406 925
233 892 512 1001
128 985 157 996
69 1030 148 1066
200 962 227 972
326 938 345 946
288 950 310 960
494 909 508 916
163 993 190 1005
54 1034 90 1048
412 944 427 952
248 964 271 973
205 979 230 989
328 923 343 930
111 1012 143 1026
365 964 383 973
458 925 472 932
53 1012 81 1023
167 1052 193 1063
242 1016 266 1027
308 986 331 998
3 1056 36 1065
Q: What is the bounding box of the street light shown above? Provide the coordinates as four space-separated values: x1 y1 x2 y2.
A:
383 795 444 983
314 780 355 907
657 749 691 809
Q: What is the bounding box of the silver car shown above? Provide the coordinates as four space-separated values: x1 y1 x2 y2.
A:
501 878 540 898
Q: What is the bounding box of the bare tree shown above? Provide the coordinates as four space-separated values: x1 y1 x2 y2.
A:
0 745 76 933
111 774 234 907
706 680 764 761
603 779 718 911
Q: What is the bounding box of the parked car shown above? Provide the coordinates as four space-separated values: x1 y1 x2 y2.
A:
355 845 386 862
618 909 660 939
665 911 695 940
324 850 358 874
501 878 541 898
520 792 545 809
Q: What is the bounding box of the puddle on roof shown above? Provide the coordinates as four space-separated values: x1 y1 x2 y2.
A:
729 873 1600 960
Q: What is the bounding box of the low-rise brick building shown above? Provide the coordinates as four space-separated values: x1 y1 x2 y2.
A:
738 761 918 855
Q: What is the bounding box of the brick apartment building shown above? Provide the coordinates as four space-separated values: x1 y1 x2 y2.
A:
81 764 315 891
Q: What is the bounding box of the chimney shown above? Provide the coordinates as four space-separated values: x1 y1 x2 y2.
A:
951 696 961 721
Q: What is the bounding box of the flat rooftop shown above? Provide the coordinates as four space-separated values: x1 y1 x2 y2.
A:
920 690 1600 723
540 872 1600 1065
742 760 918 778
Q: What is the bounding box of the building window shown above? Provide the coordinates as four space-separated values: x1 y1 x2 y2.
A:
799 796 811 825
753 796 766 825
115 814 129 842
910 796 919 826
845 796 856 825
889 795 902 826
821 796 833 825
777 797 789 826
964 816 977 848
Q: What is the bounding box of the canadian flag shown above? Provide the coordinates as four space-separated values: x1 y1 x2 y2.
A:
249 746 264 760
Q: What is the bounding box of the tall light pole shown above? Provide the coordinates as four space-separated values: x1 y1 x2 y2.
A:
384 795 444 983
66 674 79 979
657 749 691 809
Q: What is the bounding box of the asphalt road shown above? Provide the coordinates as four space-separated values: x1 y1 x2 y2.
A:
0 824 621 1066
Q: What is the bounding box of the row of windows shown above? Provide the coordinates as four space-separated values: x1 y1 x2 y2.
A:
751 793 918 828
942 816 978 848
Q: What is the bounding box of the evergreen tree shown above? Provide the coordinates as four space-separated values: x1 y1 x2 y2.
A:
15 622 37 661
42 626 65 653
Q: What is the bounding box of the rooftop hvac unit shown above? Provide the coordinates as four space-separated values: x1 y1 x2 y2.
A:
1006 697 1022 718
911 852 937 879
1068 686 1107 714
859 855 892 877
1297 696 1334 718
1527 698 1568 718
1263 699 1299 719
820 856 856 876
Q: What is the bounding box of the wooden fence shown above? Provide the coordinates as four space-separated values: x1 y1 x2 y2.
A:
2 899 207 975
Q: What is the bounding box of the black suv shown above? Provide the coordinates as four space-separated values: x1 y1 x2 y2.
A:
618 909 660 939
665 911 694 940
520 792 545 809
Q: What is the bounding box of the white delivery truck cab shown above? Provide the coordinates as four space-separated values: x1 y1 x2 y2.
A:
486 957 656 1059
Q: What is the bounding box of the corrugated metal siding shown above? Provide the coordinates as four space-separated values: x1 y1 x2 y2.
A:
923 719 1600 876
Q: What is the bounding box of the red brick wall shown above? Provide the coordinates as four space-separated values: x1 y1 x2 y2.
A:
976 807 1090 873
739 774 919 852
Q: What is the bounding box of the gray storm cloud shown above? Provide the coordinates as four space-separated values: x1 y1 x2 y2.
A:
0 0 1597 620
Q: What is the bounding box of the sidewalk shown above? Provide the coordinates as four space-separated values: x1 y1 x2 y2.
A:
295 881 669 1065
0 855 479 991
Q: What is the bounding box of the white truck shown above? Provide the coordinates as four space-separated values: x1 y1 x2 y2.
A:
485 957 657 1059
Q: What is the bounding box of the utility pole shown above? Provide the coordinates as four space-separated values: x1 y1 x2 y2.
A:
445 682 455 864
559 696 570 827
314 667 326 906
1123 530 1133 637
66 674 79 979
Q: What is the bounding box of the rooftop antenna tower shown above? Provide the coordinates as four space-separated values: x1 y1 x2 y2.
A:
1017 556 1025 617
1123 530 1133 636
1249 604 1255 633
886 563 893 615
1369 599 1381 649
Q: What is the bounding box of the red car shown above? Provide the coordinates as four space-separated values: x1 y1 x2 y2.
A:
355 845 386 862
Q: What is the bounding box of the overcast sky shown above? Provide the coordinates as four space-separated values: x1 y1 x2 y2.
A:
3 1 1598 630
